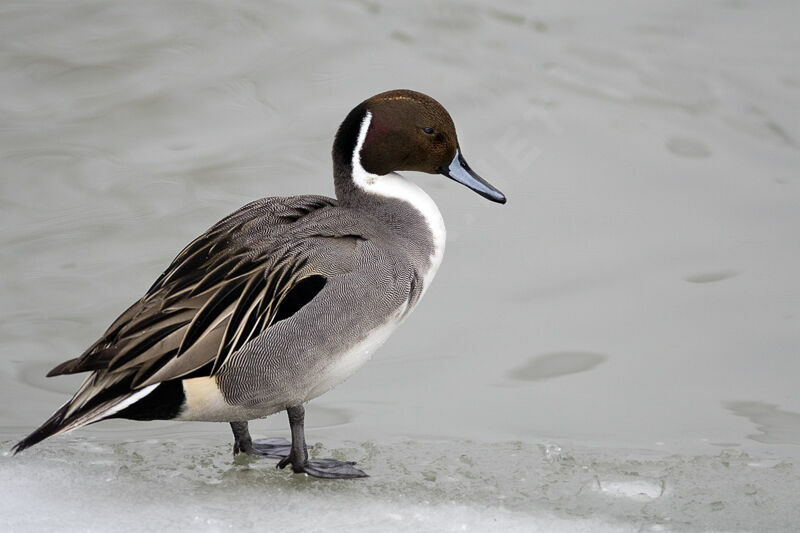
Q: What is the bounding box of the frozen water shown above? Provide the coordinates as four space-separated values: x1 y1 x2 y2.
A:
2 0 799 531
2 437 799 532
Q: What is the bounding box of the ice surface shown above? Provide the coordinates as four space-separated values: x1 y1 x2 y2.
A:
3 437 799 532
1 0 799 530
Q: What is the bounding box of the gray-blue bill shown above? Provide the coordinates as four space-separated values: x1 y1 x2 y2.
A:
440 150 506 204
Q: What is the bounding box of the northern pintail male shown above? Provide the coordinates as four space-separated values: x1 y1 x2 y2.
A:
14 89 506 478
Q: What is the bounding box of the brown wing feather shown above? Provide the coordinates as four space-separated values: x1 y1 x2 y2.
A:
47 195 342 399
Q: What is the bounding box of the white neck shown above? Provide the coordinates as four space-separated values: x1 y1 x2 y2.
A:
351 111 446 294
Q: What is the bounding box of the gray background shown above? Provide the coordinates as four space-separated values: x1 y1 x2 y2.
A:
1 1 799 531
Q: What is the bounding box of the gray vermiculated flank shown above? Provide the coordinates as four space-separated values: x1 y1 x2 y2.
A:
214 190 434 409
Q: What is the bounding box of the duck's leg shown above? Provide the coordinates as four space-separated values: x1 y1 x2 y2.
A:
276 405 368 479
230 421 292 458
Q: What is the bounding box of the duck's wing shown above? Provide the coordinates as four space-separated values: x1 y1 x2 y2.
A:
16 195 368 449
50 195 343 382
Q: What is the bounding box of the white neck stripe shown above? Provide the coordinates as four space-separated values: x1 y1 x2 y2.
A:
352 110 379 187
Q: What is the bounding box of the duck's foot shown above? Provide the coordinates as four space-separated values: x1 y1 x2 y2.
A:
283 405 368 479
230 408 368 479
245 437 292 458
277 455 368 479
231 421 293 458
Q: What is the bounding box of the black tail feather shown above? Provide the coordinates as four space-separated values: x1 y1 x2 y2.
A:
46 357 81 377
12 402 71 454
12 380 181 454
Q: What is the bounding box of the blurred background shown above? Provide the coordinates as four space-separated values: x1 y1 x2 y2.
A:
1 1 798 531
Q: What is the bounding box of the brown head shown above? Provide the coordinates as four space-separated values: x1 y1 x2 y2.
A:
332 89 506 204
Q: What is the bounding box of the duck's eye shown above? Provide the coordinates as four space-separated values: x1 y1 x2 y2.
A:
422 127 435 135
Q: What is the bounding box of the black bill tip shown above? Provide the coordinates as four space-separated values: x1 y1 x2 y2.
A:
439 151 506 204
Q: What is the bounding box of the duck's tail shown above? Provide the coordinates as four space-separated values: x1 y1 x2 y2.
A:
12 383 158 454
12 402 73 454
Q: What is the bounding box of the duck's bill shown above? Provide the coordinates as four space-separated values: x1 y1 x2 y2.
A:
439 150 506 204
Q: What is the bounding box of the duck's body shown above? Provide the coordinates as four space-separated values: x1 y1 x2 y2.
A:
14 90 505 478
139 190 439 424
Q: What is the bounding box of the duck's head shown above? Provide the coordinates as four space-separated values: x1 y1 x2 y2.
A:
333 89 506 204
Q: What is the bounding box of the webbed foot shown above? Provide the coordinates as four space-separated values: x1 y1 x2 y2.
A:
245 437 292 459
277 455 368 479
230 410 369 479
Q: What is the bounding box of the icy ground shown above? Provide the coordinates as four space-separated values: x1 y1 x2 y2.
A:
1 0 799 531
3 436 799 532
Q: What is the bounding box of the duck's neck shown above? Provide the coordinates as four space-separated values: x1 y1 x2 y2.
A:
332 109 446 293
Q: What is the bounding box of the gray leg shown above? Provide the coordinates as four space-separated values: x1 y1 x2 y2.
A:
230 421 291 458
276 405 367 479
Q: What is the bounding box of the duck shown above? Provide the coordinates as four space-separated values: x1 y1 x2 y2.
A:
13 89 506 478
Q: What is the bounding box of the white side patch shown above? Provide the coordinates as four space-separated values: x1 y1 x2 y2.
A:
101 383 159 418
352 111 447 293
